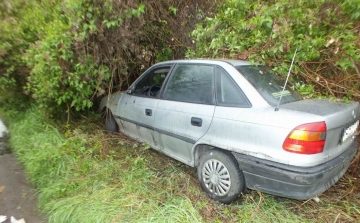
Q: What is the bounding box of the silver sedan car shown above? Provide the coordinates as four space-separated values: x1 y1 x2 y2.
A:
0 118 9 155
100 59 359 204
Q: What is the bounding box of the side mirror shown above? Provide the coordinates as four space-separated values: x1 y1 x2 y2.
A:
127 87 134 94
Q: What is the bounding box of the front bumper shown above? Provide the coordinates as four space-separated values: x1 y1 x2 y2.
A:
232 141 358 200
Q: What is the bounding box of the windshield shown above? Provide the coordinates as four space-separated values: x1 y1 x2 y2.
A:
236 65 302 106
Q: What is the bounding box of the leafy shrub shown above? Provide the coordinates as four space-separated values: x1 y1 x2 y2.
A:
0 0 29 91
190 0 360 100
1 0 217 113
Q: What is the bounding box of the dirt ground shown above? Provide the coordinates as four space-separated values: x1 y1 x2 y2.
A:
0 153 45 223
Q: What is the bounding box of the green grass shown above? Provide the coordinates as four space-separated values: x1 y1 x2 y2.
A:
5 107 360 222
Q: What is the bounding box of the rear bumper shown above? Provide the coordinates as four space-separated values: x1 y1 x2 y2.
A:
232 141 358 200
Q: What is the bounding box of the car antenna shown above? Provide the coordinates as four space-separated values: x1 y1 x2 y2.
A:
275 48 298 111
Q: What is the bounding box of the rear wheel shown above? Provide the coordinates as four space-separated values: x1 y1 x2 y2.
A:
104 109 118 133
197 149 246 204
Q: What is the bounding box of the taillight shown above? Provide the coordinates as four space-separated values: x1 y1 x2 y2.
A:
283 122 326 154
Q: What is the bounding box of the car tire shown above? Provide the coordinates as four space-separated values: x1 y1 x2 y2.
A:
104 109 118 133
198 149 246 204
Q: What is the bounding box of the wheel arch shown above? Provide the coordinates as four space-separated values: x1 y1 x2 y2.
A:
193 144 239 168
99 92 124 114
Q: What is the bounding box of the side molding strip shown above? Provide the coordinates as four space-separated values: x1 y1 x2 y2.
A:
115 115 196 144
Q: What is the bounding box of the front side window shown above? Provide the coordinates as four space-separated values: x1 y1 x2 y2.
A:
133 66 171 97
163 64 214 104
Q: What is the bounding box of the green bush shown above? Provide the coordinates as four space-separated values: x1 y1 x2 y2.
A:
189 0 360 100
1 0 217 114
3 0 359 114
0 0 30 90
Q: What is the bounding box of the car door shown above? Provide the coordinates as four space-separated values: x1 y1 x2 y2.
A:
117 65 172 149
201 66 255 155
155 64 216 165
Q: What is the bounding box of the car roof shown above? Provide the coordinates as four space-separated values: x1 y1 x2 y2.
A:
215 59 252 66
155 59 252 67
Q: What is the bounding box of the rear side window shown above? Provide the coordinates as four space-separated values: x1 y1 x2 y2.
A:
163 64 214 104
216 67 250 107
236 65 301 106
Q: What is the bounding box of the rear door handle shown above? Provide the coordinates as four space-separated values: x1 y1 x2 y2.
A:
191 117 202 127
145 109 152 116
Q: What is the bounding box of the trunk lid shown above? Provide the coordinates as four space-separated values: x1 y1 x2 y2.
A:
281 99 359 160
281 99 359 128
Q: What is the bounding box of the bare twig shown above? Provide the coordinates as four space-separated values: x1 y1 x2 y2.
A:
350 58 360 78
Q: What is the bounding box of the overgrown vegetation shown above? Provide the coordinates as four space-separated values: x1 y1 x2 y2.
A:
4 107 359 223
1 0 360 222
0 0 217 113
1 0 359 112
7 108 202 222
190 0 360 101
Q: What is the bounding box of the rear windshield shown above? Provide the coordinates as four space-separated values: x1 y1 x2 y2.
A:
236 65 301 106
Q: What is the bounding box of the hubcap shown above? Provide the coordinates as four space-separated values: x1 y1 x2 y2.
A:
202 159 231 196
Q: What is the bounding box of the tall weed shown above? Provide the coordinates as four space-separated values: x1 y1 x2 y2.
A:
8 108 204 222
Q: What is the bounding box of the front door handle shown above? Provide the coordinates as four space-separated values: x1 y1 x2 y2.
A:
145 109 152 116
191 117 202 127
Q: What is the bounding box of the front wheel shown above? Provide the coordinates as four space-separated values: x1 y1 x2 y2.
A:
104 109 118 133
197 150 246 204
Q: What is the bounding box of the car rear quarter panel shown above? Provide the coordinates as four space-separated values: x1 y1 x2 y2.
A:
198 105 332 167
